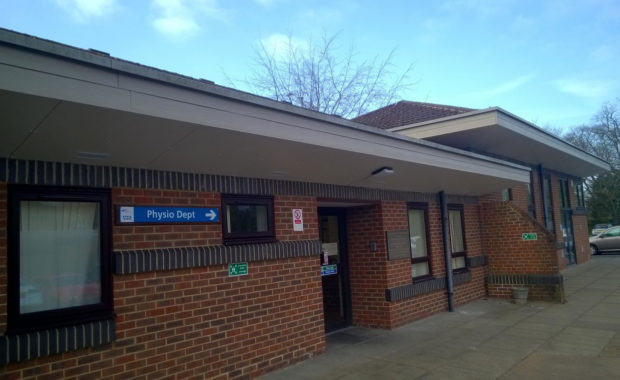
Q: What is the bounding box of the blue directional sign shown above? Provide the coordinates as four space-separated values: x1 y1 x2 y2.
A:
119 206 219 224
321 264 338 276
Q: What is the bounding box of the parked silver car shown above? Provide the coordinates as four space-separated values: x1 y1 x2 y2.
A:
590 226 620 255
592 223 612 236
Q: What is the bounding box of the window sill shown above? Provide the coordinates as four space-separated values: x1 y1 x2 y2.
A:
223 237 277 246
0 318 115 365
412 274 434 283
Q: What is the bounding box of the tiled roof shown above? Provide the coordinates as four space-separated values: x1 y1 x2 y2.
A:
353 101 475 129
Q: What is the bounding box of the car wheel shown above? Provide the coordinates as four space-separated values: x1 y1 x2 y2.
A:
590 245 599 256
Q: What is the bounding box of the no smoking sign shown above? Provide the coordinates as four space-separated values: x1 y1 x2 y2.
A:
292 208 304 232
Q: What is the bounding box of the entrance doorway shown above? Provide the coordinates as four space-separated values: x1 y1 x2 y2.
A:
559 179 576 264
318 208 352 332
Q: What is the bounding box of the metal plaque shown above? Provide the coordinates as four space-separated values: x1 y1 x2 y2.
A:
386 230 410 260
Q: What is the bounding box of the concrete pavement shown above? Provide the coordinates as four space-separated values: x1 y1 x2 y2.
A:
260 255 620 379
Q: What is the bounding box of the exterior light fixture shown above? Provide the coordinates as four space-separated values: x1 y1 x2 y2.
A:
371 166 394 178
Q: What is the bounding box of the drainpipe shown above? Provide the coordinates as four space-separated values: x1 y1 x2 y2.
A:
439 191 455 312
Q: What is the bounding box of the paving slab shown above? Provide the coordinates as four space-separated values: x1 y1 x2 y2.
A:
260 255 620 379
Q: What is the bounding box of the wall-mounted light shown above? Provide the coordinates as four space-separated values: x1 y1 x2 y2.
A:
371 166 394 178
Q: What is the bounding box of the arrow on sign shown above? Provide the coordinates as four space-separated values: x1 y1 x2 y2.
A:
205 210 217 221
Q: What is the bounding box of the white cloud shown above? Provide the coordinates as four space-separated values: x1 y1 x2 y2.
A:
554 77 617 100
441 0 516 17
471 73 537 98
261 34 308 59
55 0 118 22
253 0 276 6
151 0 226 39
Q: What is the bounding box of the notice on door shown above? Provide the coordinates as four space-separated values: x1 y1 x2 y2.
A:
292 208 304 231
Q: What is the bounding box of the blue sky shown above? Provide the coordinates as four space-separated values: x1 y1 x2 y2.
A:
1 0 619 130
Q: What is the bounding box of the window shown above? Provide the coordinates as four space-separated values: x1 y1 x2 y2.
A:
501 188 512 201
574 181 585 208
407 203 431 281
221 194 275 244
602 227 620 237
8 185 112 333
448 205 467 271
527 172 536 219
558 179 570 209
543 175 555 232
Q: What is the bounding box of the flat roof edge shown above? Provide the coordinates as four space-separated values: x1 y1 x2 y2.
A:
390 106 610 172
0 27 531 175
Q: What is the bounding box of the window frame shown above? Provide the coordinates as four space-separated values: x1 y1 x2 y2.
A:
573 180 586 209
542 175 555 232
407 202 433 282
7 185 113 334
221 194 276 245
501 188 512 201
558 178 571 209
527 172 536 219
447 204 468 273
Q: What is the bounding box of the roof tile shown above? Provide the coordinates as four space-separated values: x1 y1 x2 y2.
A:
353 101 475 129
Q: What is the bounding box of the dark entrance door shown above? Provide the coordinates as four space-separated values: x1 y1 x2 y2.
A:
561 211 576 264
318 208 351 332
559 179 576 265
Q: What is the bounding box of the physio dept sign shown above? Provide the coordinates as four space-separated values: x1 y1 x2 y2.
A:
118 206 219 224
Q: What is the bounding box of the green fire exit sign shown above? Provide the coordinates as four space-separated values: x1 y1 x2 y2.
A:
228 262 248 277
522 233 538 241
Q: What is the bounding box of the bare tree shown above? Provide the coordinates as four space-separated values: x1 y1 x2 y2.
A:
248 33 413 119
564 101 620 168
562 99 620 226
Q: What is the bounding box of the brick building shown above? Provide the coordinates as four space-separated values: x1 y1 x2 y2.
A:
0 30 609 378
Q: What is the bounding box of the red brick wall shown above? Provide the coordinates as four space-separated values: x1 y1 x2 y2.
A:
481 201 559 299
481 202 558 276
0 187 324 379
510 184 529 214
346 203 390 328
383 201 410 289
347 200 489 329
2 258 324 379
573 215 590 263
274 196 318 241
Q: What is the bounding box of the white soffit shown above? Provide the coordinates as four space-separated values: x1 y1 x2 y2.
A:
0 30 531 195
392 109 610 178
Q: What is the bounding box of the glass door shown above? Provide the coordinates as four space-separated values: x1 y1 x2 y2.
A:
318 208 351 332
559 179 576 265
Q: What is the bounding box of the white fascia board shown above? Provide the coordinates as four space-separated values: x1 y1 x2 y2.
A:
495 109 610 172
391 107 610 173
0 35 530 184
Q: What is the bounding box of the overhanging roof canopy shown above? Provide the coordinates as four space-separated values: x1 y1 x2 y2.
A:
390 108 610 178
0 29 530 196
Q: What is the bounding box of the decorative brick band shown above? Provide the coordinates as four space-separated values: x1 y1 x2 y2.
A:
113 240 322 275
0 157 470 203
0 319 115 365
487 273 563 286
385 271 472 302
466 255 488 268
